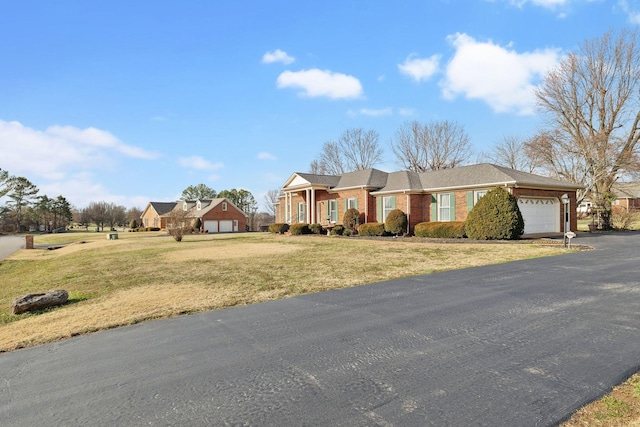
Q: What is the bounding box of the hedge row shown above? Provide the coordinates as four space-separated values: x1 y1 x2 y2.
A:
130 227 161 232
358 222 385 236
268 223 290 234
415 221 466 238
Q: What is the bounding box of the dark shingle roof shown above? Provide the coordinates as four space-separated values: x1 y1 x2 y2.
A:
149 202 177 215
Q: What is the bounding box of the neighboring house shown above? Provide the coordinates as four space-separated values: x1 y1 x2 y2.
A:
611 182 640 211
141 198 247 233
276 163 582 236
140 202 176 229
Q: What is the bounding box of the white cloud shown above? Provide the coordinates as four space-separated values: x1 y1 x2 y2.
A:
618 0 640 23
276 69 363 99
398 54 441 82
262 49 295 65
355 108 393 117
504 0 570 8
178 156 224 171
398 108 416 116
440 33 561 115
0 120 159 181
258 152 277 160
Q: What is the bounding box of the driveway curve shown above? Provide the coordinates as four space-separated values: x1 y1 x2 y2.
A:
1 232 640 426
0 235 24 260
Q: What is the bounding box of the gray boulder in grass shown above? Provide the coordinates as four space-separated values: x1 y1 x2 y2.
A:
12 290 69 315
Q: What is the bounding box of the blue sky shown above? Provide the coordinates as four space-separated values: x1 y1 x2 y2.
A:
1 0 638 211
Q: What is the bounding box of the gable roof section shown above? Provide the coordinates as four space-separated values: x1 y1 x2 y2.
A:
612 182 640 198
142 201 177 218
185 198 247 218
282 172 341 190
371 170 422 194
419 163 583 191
332 168 388 191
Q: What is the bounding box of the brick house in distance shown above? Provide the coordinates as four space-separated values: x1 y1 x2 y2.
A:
141 198 247 233
276 163 582 236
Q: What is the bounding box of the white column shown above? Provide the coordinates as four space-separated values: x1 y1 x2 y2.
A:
311 189 316 224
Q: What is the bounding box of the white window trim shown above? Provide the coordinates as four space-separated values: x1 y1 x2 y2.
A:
222 202 228 211
438 193 451 222
347 198 357 210
329 200 338 223
474 190 487 204
383 196 394 222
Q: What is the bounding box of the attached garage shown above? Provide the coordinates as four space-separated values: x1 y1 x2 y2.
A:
219 220 234 232
203 220 218 233
517 197 560 234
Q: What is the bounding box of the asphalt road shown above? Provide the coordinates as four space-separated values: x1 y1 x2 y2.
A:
1 233 640 426
0 235 24 260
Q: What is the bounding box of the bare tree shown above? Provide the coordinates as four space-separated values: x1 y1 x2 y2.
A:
264 189 280 217
166 207 191 242
535 28 640 228
308 159 327 175
484 135 542 173
315 128 382 174
391 120 472 172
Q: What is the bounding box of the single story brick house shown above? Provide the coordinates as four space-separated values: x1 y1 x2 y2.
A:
611 182 640 211
141 198 247 233
140 201 176 229
276 163 582 236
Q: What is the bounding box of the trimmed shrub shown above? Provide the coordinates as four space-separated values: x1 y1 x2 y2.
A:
385 209 408 236
330 225 344 235
359 222 385 236
268 223 290 234
415 221 466 238
290 223 311 235
464 187 524 240
129 219 138 229
193 218 202 231
342 228 352 236
309 223 325 235
343 208 360 232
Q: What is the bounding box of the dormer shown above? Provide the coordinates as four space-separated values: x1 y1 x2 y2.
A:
182 201 188 211
196 200 202 210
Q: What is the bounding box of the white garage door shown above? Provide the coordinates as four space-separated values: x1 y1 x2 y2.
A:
219 220 233 232
518 198 560 234
203 220 218 234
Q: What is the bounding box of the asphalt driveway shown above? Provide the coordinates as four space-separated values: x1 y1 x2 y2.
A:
0 235 24 260
1 232 639 426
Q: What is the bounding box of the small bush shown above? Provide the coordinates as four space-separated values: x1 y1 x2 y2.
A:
343 208 360 232
465 187 524 240
129 219 138 229
385 209 408 236
342 228 352 236
330 225 344 235
290 223 311 235
611 206 638 230
193 218 201 231
359 222 385 236
309 223 325 235
415 221 466 238
268 223 290 234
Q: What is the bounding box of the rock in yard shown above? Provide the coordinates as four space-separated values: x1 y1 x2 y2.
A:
12 290 69 315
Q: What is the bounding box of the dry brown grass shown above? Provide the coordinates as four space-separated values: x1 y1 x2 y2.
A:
0 231 568 352
562 373 640 426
